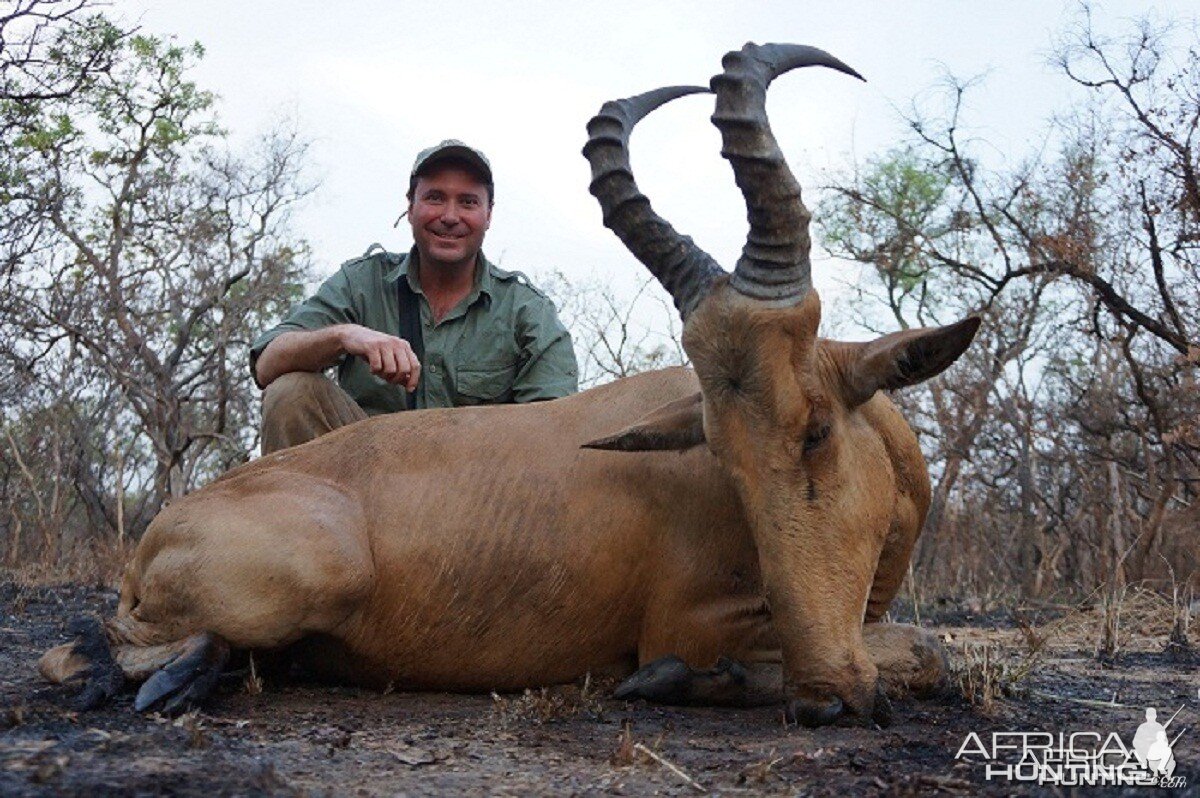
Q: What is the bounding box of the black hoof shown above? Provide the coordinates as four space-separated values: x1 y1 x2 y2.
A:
785 694 844 727
68 616 124 711
614 655 692 702
708 656 747 688
871 687 894 728
135 633 229 716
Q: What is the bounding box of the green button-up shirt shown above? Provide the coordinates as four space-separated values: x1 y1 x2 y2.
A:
250 247 578 415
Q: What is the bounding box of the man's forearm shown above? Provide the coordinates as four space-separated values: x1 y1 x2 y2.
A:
255 327 350 388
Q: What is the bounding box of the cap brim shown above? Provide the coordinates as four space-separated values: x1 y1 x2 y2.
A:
414 146 492 182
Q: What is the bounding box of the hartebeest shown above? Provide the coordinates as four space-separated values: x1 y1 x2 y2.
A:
40 43 978 727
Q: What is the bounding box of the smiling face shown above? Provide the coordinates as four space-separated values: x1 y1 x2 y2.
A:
407 163 492 271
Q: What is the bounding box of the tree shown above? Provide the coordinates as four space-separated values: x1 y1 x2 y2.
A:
1 20 313 551
1 1 125 106
538 271 687 389
818 6 1200 600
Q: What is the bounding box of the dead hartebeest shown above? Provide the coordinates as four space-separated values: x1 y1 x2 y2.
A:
40 43 978 727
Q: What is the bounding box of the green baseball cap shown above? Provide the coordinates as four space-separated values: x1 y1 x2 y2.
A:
410 139 493 185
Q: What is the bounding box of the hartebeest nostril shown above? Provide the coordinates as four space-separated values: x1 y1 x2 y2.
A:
786 681 893 729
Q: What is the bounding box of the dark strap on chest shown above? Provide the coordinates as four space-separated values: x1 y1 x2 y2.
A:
365 243 424 411
396 276 425 411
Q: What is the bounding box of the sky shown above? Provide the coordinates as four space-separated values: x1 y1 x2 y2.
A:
109 0 1196 318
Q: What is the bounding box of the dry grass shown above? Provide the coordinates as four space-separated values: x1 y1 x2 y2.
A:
171 710 210 750
1 539 130 589
489 674 609 728
610 720 636 766
952 642 1018 713
736 750 788 786
1061 584 1184 656
1164 577 1195 661
608 720 705 792
950 607 1052 711
948 580 1194 712
243 653 264 696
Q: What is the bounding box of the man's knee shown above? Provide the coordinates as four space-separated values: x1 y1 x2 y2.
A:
260 372 365 453
262 372 333 419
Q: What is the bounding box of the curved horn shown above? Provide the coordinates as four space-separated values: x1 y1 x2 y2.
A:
711 43 865 305
583 86 726 320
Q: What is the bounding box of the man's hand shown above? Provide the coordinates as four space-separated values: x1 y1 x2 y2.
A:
254 324 421 392
338 325 421 391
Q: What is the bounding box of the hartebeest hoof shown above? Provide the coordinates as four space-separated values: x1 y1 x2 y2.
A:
871 687 894 727
614 655 749 705
66 616 124 711
135 632 230 716
614 655 693 702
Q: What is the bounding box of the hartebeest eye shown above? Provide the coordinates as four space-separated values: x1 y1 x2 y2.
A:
802 423 831 454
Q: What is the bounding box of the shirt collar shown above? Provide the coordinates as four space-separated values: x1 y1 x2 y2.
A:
392 247 495 307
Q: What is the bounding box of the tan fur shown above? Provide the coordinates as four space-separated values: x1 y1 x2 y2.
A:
677 287 967 714
40 284 976 718
862 624 949 698
38 643 88 684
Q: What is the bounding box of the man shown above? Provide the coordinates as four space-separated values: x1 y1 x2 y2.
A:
1146 729 1176 779
1133 707 1166 767
250 140 578 453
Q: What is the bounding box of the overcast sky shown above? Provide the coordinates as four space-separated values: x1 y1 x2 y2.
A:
111 0 1196 314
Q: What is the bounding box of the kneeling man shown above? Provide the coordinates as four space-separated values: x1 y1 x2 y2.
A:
251 140 579 452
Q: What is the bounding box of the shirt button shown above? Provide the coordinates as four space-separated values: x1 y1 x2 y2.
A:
429 365 439 374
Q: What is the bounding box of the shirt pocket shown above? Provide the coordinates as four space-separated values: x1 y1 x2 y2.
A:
453 359 518 405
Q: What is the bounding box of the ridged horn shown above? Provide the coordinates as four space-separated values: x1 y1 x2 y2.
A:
710 43 865 305
583 85 726 320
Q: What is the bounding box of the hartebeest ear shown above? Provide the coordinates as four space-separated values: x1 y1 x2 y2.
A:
839 316 981 408
582 392 706 452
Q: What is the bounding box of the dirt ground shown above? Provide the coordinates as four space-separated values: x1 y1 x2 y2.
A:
1 578 1196 797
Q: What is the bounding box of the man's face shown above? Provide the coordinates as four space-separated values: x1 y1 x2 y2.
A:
408 164 492 271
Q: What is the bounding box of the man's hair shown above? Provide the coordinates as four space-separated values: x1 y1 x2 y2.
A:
406 156 495 205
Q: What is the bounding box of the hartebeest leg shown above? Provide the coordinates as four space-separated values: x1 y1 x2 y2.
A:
39 620 230 714
614 655 782 707
40 473 376 712
615 655 885 726
37 617 125 710
862 622 950 698
615 624 948 717
134 632 230 715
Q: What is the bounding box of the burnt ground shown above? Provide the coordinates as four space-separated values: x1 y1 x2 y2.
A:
0 578 1196 797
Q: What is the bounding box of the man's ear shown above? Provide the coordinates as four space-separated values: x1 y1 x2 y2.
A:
582 392 705 452
839 316 981 408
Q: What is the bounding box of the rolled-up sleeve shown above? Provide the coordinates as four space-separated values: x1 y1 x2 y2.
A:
248 266 360 383
513 294 579 402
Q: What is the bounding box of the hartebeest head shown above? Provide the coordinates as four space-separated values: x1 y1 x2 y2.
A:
583 44 979 726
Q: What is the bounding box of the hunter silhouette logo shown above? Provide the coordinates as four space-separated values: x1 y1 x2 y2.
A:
1133 707 1181 780
955 705 1189 788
